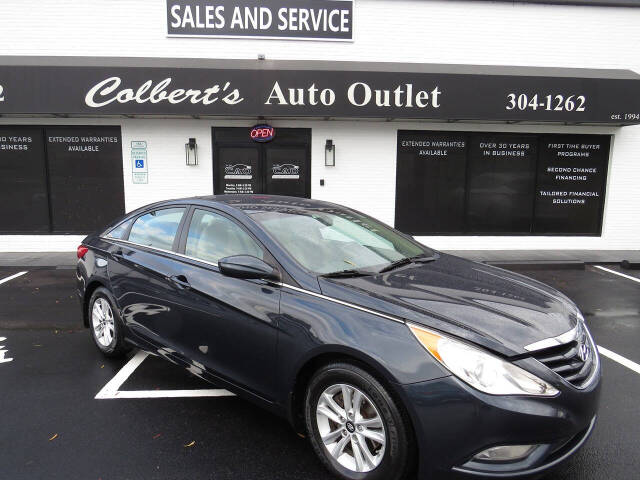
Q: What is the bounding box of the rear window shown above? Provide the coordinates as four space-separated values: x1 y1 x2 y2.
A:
128 208 185 250
106 218 134 239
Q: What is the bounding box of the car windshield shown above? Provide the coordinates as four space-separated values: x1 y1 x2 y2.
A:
248 208 431 275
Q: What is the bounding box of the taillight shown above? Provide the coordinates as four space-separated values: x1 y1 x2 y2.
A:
77 245 89 259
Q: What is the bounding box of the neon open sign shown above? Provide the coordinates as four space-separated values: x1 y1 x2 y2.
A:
250 124 275 142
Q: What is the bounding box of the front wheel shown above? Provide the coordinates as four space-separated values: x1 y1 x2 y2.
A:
304 363 414 480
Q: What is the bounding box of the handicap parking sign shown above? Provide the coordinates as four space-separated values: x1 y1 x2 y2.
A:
131 140 148 184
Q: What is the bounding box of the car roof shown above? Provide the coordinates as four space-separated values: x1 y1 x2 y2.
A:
114 195 352 230
183 194 347 213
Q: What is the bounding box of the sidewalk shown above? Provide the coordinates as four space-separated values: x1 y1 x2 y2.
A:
0 250 639 268
0 252 77 268
444 250 640 265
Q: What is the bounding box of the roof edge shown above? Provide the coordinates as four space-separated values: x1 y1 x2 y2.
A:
0 56 637 80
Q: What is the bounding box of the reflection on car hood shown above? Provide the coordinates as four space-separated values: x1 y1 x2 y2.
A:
317 253 578 357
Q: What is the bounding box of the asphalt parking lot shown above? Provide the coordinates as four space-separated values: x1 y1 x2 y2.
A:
0 263 639 480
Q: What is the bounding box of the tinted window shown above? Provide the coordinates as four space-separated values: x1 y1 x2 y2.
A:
466 134 536 233
0 125 125 234
106 218 134 239
395 131 467 234
0 127 50 233
45 126 125 233
128 208 185 250
395 130 610 236
185 209 263 264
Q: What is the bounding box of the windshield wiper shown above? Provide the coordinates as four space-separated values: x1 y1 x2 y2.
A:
377 254 436 274
413 254 437 263
320 269 373 278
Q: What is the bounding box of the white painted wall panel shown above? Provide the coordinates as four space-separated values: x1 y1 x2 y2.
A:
0 1 639 71
0 0 639 252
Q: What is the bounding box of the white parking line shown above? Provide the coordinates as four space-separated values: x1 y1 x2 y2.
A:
110 389 235 399
598 346 640 375
0 336 14 364
594 265 640 284
95 350 148 398
95 350 235 399
0 271 28 285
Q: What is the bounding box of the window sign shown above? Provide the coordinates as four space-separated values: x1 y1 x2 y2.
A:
45 126 125 233
534 136 610 234
395 131 467 234
395 130 610 236
220 147 260 194
466 134 537 233
0 127 50 233
0 126 125 234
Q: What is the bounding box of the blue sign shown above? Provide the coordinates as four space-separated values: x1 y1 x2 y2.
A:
135 159 145 169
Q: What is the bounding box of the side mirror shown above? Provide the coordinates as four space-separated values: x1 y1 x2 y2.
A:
218 255 281 282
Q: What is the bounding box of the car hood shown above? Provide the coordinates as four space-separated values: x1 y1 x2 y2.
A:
317 253 579 357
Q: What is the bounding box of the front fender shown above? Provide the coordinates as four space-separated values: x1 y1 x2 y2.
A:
277 287 450 397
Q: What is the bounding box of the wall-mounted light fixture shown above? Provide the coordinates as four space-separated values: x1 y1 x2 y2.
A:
185 137 198 166
325 139 335 166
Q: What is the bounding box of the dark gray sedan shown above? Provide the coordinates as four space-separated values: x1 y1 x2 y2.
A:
77 195 600 480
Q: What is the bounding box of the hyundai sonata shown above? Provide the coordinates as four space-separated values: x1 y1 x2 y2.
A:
77 195 600 480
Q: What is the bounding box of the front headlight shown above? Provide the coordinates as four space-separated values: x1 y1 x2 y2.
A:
408 324 559 396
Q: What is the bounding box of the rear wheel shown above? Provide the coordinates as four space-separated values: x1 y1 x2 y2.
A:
89 287 129 357
304 363 414 480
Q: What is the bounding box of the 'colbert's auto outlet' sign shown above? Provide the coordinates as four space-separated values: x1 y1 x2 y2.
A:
82 77 441 111
1 58 640 124
166 0 353 40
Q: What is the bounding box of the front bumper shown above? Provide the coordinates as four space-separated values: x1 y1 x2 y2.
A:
399 370 601 479
452 415 596 477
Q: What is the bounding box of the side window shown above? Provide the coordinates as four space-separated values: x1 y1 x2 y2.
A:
106 218 134 239
128 208 185 250
185 209 263 264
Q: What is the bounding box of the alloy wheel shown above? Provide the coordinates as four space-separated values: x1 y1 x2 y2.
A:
92 297 115 347
316 383 386 473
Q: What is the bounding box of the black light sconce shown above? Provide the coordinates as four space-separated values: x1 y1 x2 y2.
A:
185 137 198 166
325 139 335 166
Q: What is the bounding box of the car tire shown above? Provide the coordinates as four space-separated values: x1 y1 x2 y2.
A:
304 362 414 480
88 287 130 358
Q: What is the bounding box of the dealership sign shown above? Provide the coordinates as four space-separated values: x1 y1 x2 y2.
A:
166 0 353 40
0 57 640 124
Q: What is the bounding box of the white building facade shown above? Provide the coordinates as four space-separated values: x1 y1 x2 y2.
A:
1 0 639 252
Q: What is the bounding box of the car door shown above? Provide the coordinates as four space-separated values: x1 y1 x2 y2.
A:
107 206 190 354
167 207 281 401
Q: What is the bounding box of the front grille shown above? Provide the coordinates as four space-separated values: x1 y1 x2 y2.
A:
530 323 597 388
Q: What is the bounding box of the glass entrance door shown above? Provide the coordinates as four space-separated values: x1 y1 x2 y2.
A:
212 127 311 198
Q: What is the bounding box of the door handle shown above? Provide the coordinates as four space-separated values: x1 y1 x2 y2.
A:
112 249 124 259
170 274 191 289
